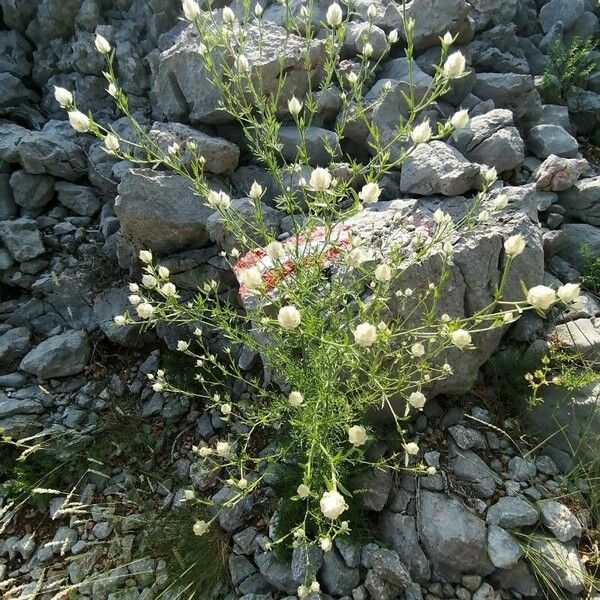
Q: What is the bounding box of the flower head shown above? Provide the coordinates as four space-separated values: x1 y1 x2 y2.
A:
136 302 154 319
139 250 153 264
222 6 236 24
443 51 466 78
411 342 425 357
193 520 209 536
504 234 526 257
309 167 332 191
238 266 263 293
359 182 381 204
442 31 454 47
374 263 392 282
326 2 343 26
557 283 580 303
347 247 365 268
320 489 348 519
451 328 471 348
104 133 119 153
278 305 301 330
353 323 377 347
288 96 303 116
405 442 419 456
288 391 304 407
161 282 177 296
206 189 231 210
68 110 90 133
297 484 310 498
410 120 432 145
320 536 333 552
348 425 368 447
265 240 284 260
142 274 157 288
527 285 556 310
451 109 469 130
54 86 73 108
249 181 263 200
182 0 201 20
95 34 111 54
216 441 231 457
408 391 427 410
114 315 126 326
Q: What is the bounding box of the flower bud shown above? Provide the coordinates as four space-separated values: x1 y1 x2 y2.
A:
443 51 466 78
54 86 73 108
95 34 112 54
326 2 343 26
288 95 303 116
182 0 201 21
68 110 90 133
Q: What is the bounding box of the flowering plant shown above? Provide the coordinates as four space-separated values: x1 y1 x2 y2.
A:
57 1 580 592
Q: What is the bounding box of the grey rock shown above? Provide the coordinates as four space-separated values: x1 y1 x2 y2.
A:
352 468 392 511
487 525 522 569
553 318 600 360
370 547 412 587
400 142 480 197
538 500 582 542
0 218 45 262
344 21 388 60
448 425 486 450
557 223 600 271
0 327 31 366
558 176 600 225
528 536 586 594
55 181 101 216
418 491 493 580
380 512 430 583
532 155 587 192
148 122 240 175
472 582 495 600
0 72 31 109
0 394 43 418
539 0 585 33
468 0 517 23
507 456 536 481
0 174 17 220
486 497 538 528
211 486 254 532
9 170 55 211
19 330 90 378
229 554 256 586
450 448 497 498
291 544 322 582
278 126 341 166
115 168 213 259
490 560 538 597
255 551 296 594
321 547 361 596
527 125 579 159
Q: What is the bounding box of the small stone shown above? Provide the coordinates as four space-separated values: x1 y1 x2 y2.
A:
0 218 45 262
527 125 579 159
472 582 495 600
507 456 537 481
448 425 487 450
92 522 113 540
486 497 539 528
487 525 522 569
461 575 482 592
538 500 582 542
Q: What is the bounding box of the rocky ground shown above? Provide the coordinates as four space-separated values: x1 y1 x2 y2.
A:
0 0 600 599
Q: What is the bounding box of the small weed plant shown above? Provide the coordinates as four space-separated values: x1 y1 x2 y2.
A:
53 0 583 593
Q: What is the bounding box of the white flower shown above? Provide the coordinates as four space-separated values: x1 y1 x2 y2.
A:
451 328 471 348
68 110 90 133
142 274 157 288
238 477 248 489
235 54 250 73
481 165 497 183
443 51 466 78
298 585 309 599
347 71 359 85
367 3 377 19
492 194 509 210
359 182 381 204
206 189 231 210
288 391 304 407
348 425 368 447
278 306 301 330
216 441 231 457
161 282 177 296
193 520 208 536
326 2 343 26
320 489 348 519
347 248 365 268
197 446 212 457
309 167 332 191
136 303 155 319
410 342 425 358
182 0 201 21
249 181 263 200
254 3 263 17
557 283 580 303
129 283 139 293
152 382 163 392
104 133 119 153
451 109 469 130
374 264 392 282
184 489 195 500
128 294 141 306
410 120 431 145
107 82 118 97
95 34 111 54
408 391 427 410
527 285 557 310
310 582 321 593
177 340 189 351
442 31 453 46
265 240 284 260
388 29 398 43
297 484 310 498
288 96 303 116
221 403 232 415
504 234 526 257
320 536 333 552
158 266 170 278
405 442 419 455
238 267 263 292
54 86 73 108
139 250 153 264
427 466 437 475
362 42 373 58
353 323 377 347
167 142 180 155
114 315 126 326
222 6 236 24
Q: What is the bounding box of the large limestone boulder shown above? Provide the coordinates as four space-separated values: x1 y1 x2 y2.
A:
152 22 326 124
114 168 213 261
